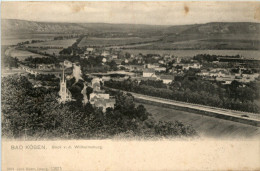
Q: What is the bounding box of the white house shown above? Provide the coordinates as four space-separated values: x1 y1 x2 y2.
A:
160 75 175 84
102 58 107 63
64 60 73 68
101 51 110 57
143 69 156 77
112 55 118 59
155 67 167 72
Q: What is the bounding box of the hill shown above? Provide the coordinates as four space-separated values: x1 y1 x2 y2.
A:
2 19 260 50
2 19 167 35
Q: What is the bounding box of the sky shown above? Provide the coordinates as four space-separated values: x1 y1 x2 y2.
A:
1 1 260 25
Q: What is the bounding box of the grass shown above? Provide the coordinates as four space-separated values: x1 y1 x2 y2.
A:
139 39 260 51
25 38 77 48
78 36 160 47
2 33 72 46
36 48 62 56
5 47 45 61
136 102 260 138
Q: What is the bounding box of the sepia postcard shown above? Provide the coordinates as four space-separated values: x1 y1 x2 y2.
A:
1 1 260 170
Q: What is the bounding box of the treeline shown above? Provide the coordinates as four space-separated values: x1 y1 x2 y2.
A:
1 75 197 139
193 54 241 63
3 56 19 68
17 40 44 46
25 48 57 58
59 35 85 55
104 79 260 113
28 73 60 88
54 35 80 40
24 56 58 65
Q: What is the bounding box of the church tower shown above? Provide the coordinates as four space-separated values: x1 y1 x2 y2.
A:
59 63 72 103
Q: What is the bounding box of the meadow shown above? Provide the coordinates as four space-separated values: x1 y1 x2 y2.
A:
137 103 260 138
5 47 45 61
1 33 71 46
78 36 160 47
25 38 77 48
135 39 260 51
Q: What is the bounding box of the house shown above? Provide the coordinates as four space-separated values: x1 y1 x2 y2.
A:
163 54 171 60
158 60 165 64
102 58 107 63
152 56 160 60
131 76 158 83
143 69 156 77
242 73 259 79
37 64 56 70
114 59 123 65
137 60 143 64
197 70 210 77
144 63 160 69
90 93 109 102
159 75 175 84
63 60 73 68
94 99 116 112
101 51 110 57
89 77 116 112
124 65 144 72
86 48 94 53
92 77 102 92
112 55 118 59
181 63 202 70
176 57 181 64
155 67 167 72
102 76 111 81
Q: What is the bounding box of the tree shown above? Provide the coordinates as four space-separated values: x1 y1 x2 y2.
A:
86 86 93 101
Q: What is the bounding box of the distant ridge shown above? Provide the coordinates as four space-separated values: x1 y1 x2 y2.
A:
2 19 260 35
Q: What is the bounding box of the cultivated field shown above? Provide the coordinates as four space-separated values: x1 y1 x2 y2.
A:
25 38 77 48
135 39 260 51
1 33 72 46
137 103 260 138
78 36 160 47
122 49 260 59
31 48 62 56
5 47 45 61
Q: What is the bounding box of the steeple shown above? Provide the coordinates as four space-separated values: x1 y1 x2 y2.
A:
62 61 65 83
58 60 72 103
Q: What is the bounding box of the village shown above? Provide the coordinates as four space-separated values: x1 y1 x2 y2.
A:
4 41 259 112
5 42 259 113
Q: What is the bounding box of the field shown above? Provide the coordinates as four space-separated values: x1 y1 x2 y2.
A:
5 47 45 61
29 48 62 56
1 33 72 46
78 36 160 47
25 38 77 48
137 102 260 138
122 49 260 59
133 39 260 51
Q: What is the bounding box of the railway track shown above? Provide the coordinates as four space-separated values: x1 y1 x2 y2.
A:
106 87 260 126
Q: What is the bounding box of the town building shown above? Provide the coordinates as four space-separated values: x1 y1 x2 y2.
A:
159 75 175 84
58 67 72 103
86 48 94 54
63 60 73 68
89 77 115 112
143 68 156 77
155 67 167 72
37 64 56 70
